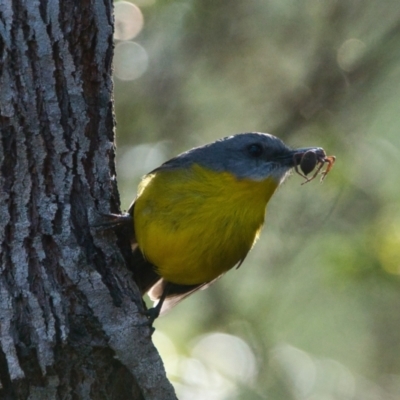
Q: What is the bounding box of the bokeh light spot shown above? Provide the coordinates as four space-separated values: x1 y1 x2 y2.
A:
176 357 232 400
152 331 180 379
191 332 257 384
114 2 144 41
337 38 366 72
118 141 167 181
377 224 400 275
114 41 149 81
271 344 316 397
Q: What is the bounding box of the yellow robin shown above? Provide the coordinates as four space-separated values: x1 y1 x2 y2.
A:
112 132 335 320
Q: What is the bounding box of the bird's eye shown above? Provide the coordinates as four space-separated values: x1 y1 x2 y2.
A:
247 143 263 157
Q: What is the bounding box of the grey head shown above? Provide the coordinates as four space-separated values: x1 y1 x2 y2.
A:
157 132 299 183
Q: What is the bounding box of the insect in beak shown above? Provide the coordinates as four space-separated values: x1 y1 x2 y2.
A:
293 148 336 184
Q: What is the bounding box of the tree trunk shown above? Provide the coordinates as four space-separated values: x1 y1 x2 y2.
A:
0 1 176 398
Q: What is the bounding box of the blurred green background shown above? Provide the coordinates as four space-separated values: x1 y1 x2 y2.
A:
113 1 400 398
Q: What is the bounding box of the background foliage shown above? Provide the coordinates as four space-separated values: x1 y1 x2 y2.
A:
113 1 400 398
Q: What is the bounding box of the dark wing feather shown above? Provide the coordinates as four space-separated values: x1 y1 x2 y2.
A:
148 275 225 315
131 244 162 295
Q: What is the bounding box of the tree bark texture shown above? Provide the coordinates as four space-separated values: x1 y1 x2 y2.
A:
0 1 176 399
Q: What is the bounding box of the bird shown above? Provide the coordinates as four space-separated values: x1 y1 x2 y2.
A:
109 132 334 320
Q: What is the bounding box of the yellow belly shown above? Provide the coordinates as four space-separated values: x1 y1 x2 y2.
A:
133 164 279 285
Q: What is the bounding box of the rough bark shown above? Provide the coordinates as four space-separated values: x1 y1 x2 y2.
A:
0 1 176 399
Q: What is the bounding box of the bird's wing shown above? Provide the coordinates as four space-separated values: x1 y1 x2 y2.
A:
148 275 225 315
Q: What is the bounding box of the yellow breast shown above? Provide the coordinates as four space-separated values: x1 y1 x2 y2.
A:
133 163 279 285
